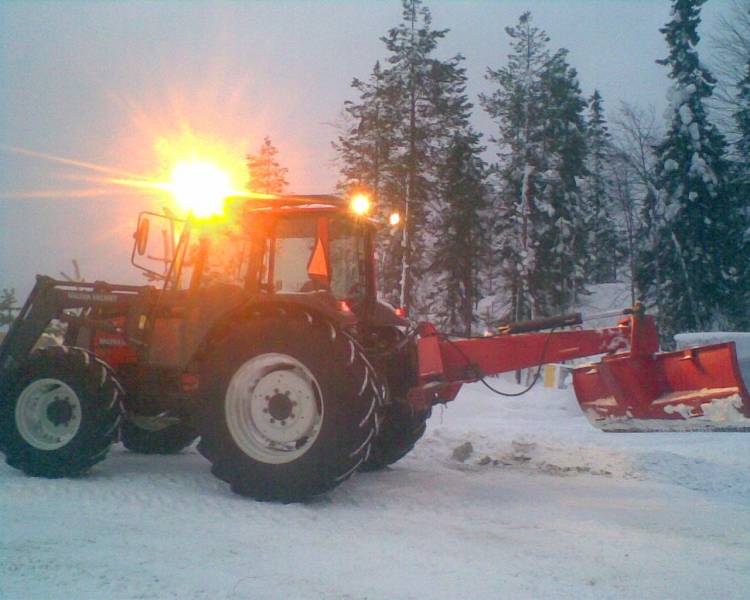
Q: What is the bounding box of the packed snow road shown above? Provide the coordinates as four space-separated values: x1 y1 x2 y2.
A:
1 381 749 600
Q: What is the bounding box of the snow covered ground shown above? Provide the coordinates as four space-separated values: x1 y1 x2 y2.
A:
2 378 749 600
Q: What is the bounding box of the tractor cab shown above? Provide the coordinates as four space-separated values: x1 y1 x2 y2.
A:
133 195 375 309
130 195 401 369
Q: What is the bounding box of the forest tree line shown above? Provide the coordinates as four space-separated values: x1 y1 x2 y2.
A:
328 0 750 344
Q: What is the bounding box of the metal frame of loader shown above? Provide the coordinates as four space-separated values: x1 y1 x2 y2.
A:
0 277 149 375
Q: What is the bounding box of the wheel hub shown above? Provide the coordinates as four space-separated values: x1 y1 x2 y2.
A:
15 378 83 450
267 392 294 421
225 353 324 464
46 397 74 426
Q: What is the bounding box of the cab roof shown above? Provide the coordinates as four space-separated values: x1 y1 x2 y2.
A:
224 194 346 213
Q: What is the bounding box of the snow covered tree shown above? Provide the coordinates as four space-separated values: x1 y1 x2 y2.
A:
730 57 750 325
481 13 588 320
381 0 471 313
611 104 662 304
709 0 750 136
583 91 619 283
246 136 288 194
736 59 750 162
535 49 589 312
335 62 404 302
337 0 471 314
428 129 490 335
479 12 551 323
639 0 744 343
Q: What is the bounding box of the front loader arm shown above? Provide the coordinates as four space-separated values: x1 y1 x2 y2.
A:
0 275 146 374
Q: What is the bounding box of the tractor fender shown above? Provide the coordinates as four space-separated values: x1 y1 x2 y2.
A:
188 297 356 373
367 300 410 328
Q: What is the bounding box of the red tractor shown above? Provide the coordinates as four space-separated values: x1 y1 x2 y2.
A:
1 194 748 501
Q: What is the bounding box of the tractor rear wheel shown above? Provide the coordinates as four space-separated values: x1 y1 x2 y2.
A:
359 403 430 471
0 346 123 477
120 417 197 454
197 312 383 502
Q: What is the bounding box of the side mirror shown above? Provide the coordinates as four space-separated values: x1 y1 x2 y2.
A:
135 217 150 256
131 211 181 281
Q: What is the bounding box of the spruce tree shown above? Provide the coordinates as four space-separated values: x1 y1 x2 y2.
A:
337 0 470 314
481 13 588 319
246 136 289 194
480 12 551 322
381 0 469 312
735 59 750 163
640 0 743 342
583 90 618 283
535 49 588 313
731 57 750 326
335 62 403 303
428 129 490 335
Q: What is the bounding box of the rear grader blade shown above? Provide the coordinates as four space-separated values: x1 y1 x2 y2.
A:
573 341 750 432
412 306 750 432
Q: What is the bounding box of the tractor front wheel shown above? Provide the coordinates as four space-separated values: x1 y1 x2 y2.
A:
0 346 123 477
197 312 383 502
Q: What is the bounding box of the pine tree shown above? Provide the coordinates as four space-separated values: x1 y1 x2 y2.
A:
480 12 551 322
535 49 589 313
246 136 289 194
611 103 662 304
335 62 404 304
730 57 750 326
640 0 743 342
336 63 400 202
337 0 470 313
736 59 750 162
428 129 490 334
481 13 588 319
583 91 618 283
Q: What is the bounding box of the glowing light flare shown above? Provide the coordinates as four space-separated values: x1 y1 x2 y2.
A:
165 160 234 218
350 193 371 216
389 211 401 226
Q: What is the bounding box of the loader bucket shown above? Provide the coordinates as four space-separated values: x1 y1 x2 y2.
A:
573 342 750 431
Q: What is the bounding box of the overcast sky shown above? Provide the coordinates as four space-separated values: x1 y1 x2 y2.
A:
0 0 731 301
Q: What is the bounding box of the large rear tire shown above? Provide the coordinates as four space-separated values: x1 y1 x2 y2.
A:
0 346 123 477
359 403 430 471
197 311 383 502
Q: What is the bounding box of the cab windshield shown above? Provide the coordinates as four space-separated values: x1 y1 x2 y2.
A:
266 215 367 301
178 213 368 303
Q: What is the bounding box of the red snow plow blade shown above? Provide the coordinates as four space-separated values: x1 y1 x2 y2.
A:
573 341 750 432
411 305 749 432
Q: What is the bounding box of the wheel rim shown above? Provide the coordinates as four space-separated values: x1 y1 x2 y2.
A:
225 353 324 464
15 378 83 450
